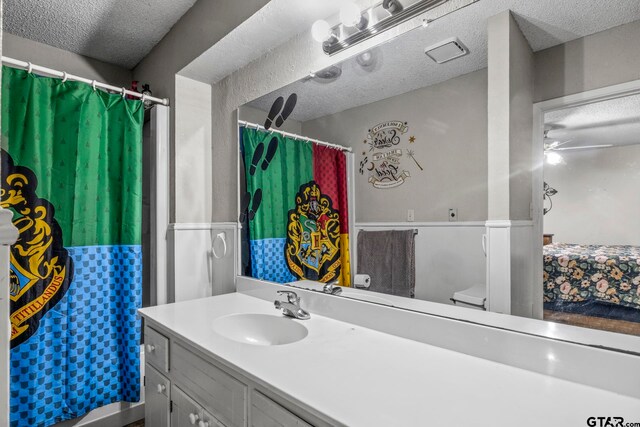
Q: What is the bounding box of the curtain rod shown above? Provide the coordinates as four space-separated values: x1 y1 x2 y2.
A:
1 56 169 106
238 120 352 152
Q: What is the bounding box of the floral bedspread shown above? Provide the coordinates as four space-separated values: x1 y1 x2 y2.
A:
544 243 640 310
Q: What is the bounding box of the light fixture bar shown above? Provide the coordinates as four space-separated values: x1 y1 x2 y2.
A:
323 0 449 55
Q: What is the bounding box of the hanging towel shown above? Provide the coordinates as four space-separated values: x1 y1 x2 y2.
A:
357 230 415 298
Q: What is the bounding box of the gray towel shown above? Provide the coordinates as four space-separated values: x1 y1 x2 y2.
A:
356 230 415 298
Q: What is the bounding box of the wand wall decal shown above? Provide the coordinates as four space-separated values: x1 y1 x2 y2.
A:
406 149 423 171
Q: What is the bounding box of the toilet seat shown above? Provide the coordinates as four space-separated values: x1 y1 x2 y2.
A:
451 284 486 309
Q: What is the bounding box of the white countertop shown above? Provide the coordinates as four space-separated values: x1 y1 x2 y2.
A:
139 293 640 427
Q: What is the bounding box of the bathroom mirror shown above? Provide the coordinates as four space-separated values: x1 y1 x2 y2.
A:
237 0 640 340
540 93 640 337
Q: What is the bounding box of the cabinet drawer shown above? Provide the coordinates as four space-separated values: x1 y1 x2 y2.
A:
202 409 227 427
172 385 203 427
145 365 170 427
251 391 312 427
145 326 170 373
172 342 247 427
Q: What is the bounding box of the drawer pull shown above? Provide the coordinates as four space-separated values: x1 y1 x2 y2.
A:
189 413 200 425
146 344 156 353
198 421 210 427
156 383 166 393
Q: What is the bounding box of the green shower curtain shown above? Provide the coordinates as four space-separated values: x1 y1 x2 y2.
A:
1 66 144 426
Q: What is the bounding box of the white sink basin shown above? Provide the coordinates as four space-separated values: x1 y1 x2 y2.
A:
212 313 308 346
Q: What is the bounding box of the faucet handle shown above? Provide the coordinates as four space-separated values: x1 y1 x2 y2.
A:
277 290 300 304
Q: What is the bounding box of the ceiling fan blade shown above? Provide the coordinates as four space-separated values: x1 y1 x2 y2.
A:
551 138 574 148
555 144 613 151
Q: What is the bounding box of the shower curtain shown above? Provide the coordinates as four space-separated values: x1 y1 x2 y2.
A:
1 66 143 426
241 127 351 286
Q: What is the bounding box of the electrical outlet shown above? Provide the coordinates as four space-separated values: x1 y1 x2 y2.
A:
448 208 458 222
407 209 415 222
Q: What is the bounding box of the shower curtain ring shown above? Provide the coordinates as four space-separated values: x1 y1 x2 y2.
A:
141 94 147 103
92 80 97 91
61 72 68 83
121 87 127 99
27 62 33 74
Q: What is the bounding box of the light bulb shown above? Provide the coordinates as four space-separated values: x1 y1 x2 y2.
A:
311 20 331 42
545 151 563 165
340 2 362 27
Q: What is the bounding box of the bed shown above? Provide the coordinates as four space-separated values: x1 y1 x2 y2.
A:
543 243 640 320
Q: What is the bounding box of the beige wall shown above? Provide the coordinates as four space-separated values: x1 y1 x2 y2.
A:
534 19 640 102
544 144 640 246
133 0 270 223
175 75 213 223
238 105 302 134
486 11 536 318
507 12 534 221
487 11 512 221
302 69 488 223
487 11 534 222
3 33 132 86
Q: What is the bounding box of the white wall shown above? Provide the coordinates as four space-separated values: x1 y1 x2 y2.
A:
168 223 237 303
543 144 640 245
302 69 488 223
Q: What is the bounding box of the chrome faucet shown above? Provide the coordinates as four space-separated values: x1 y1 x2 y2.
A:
274 290 310 320
322 280 342 296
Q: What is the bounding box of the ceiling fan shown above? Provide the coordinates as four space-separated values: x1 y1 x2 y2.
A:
543 129 612 152
543 129 612 164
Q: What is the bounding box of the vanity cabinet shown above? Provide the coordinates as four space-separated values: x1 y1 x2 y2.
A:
143 324 329 427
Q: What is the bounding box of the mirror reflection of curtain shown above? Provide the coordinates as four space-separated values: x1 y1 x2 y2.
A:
1 66 143 426
241 127 351 286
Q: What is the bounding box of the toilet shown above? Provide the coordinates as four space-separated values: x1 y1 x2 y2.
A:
450 284 486 310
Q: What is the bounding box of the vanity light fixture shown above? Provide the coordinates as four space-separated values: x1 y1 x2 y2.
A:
311 20 338 44
340 1 368 30
383 0 404 14
312 0 449 55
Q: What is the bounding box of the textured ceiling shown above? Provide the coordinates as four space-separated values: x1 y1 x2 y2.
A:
248 0 640 122
180 0 346 83
3 0 199 69
545 94 640 149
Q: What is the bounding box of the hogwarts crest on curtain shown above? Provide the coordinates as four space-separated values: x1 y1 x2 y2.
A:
1 66 143 427
241 127 351 286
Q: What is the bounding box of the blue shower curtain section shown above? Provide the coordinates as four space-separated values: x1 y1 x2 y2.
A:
10 246 142 426
10 245 142 427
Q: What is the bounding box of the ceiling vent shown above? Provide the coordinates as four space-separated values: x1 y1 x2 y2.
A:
424 38 469 64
